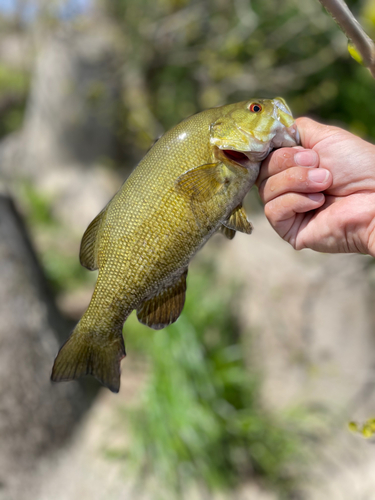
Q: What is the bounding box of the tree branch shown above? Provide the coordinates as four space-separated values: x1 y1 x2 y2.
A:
318 0 375 78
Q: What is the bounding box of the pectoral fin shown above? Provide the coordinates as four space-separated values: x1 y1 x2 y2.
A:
223 205 253 234
175 163 225 202
137 270 188 330
80 205 108 270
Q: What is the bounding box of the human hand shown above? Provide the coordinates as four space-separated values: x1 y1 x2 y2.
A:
257 117 375 256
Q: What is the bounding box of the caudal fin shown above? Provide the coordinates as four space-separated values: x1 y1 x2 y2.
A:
51 328 126 393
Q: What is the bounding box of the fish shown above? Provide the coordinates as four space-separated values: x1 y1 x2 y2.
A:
51 97 299 393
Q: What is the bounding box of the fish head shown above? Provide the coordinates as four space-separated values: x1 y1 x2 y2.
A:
210 97 300 169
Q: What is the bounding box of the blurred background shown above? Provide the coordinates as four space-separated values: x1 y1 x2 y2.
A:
1 0 375 499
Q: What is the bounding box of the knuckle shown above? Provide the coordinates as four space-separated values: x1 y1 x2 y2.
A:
286 234 297 248
295 117 311 128
264 200 279 222
264 203 273 221
284 167 307 186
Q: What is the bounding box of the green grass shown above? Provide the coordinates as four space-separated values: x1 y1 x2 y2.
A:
0 63 28 95
113 262 305 497
0 63 29 137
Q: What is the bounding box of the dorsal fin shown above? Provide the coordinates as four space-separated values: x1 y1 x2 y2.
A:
79 205 108 271
137 270 188 330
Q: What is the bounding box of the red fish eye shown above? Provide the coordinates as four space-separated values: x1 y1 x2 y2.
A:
249 103 262 113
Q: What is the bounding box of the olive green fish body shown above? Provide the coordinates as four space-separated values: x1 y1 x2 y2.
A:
52 98 299 392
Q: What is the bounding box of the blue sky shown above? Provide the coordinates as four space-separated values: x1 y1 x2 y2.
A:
0 0 15 13
0 0 92 18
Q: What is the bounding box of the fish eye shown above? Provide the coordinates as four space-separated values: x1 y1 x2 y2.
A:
249 103 262 113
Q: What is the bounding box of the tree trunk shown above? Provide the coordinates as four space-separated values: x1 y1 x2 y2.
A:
0 194 98 494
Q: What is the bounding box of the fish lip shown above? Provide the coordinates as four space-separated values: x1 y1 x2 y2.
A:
288 123 300 145
218 141 272 168
243 148 272 162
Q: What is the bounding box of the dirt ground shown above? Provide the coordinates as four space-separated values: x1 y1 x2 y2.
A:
5 358 276 500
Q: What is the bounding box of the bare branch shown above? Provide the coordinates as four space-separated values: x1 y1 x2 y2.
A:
318 0 375 78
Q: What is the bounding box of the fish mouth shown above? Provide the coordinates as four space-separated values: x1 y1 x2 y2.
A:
221 148 270 168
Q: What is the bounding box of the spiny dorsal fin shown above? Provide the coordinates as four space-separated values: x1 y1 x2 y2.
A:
79 205 108 271
219 225 236 240
175 163 224 203
223 205 253 235
137 269 188 330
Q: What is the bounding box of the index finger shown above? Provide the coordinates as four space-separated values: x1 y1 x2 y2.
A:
295 117 342 150
256 147 319 187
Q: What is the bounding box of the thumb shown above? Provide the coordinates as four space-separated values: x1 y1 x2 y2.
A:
296 117 342 150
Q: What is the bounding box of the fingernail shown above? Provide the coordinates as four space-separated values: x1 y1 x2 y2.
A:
294 151 318 166
308 169 329 183
308 193 324 202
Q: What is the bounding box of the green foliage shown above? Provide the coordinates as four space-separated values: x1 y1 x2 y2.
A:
20 182 55 227
116 264 304 497
19 182 94 293
41 248 93 293
0 63 28 94
349 417 375 438
0 63 29 137
103 0 375 167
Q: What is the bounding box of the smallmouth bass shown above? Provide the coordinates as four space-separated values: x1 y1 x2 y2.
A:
51 98 299 392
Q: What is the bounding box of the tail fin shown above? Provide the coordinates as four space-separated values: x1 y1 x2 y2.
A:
51 326 126 393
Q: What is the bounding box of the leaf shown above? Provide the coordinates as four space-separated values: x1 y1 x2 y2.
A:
347 40 365 65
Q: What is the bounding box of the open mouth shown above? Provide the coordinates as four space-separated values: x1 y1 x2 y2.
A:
221 148 271 168
222 149 250 167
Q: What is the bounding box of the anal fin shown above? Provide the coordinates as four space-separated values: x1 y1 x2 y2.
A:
137 270 188 330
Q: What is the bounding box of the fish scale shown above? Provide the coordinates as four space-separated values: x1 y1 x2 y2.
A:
51 98 299 392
